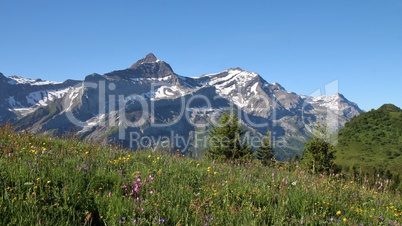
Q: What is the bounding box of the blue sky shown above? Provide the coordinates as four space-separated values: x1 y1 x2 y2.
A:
0 0 401 111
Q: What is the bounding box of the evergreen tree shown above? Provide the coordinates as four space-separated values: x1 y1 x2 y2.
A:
301 124 335 174
291 154 300 163
256 132 275 166
206 109 252 162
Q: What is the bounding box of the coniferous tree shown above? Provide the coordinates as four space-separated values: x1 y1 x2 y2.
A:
291 154 300 163
206 109 252 162
256 132 275 166
301 124 336 174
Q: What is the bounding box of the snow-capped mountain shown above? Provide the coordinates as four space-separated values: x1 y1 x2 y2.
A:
1 54 363 159
306 93 362 119
0 72 80 122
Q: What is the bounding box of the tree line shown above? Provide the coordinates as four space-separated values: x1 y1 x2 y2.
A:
206 109 335 174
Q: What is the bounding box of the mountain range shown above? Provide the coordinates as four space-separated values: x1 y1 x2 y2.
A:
0 53 363 159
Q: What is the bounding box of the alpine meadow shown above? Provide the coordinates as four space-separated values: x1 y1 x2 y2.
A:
1 1 402 225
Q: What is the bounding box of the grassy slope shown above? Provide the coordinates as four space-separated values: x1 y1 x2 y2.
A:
1 124 402 225
335 104 402 177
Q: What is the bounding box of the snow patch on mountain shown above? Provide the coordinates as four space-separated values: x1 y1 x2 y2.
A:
207 68 258 87
154 85 187 99
26 88 71 106
131 75 172 83
8 76 62 86
7 87 73 117
310 94 341 111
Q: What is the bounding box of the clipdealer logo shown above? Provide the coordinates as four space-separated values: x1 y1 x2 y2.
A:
65 79 340 151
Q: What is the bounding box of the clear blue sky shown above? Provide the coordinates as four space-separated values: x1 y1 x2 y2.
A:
1 0 401 111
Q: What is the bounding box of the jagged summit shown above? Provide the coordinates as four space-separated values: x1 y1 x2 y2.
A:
120 53 175 79
129 53 160 69
143 53 158 62
229 67 245 71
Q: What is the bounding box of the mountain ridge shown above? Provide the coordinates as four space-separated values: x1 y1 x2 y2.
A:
0 53 363 159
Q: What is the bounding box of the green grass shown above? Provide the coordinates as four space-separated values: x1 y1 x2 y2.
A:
1 124 402 225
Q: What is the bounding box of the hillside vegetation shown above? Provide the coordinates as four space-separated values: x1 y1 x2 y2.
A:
1 124 402 225
335 104 402 181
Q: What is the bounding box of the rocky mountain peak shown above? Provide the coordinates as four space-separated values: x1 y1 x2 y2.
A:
123 53 175 79
142 53 158 63
129 53 160 69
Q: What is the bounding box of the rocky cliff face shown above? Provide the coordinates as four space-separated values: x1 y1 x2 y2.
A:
1 54 363 159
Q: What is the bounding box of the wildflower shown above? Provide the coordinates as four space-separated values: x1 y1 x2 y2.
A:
336 210 342 216
214 172 218 175
47 180 51 184
343 218 347 222
158 218 165 223
118 216 126 223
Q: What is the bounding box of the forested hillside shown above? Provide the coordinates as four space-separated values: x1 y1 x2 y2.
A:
335 104 402 181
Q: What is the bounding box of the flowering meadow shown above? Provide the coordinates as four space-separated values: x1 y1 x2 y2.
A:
1 124 401 225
